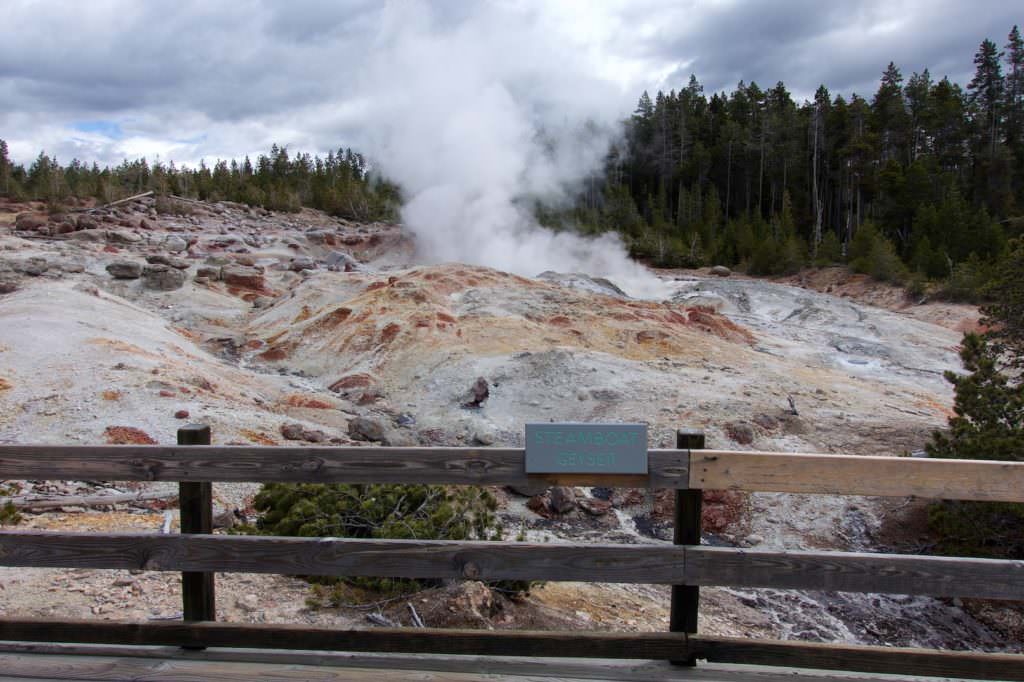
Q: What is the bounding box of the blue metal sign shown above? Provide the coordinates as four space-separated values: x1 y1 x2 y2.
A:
525 423 648 474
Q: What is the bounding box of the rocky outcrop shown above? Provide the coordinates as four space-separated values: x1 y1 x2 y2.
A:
221 264 265 289
142 264 186 291
106 261 143 279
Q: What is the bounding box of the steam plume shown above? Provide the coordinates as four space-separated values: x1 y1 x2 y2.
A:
355 2 666 298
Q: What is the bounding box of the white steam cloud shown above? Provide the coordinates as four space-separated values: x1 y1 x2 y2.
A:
355 2 667 298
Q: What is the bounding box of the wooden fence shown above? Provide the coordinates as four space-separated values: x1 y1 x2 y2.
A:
0 425 1021 680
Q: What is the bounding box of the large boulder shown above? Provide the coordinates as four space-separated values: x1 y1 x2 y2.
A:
76 215 100 231
146 254 190 270
461 377 489 409
163 235 188 253
289 256 316 272
221 264 265 290
325 251 361 272
14 213 48 232
142 264 186 291
348 416 387 443
710 265 732 277
105 229 142 244
17 258 48 277
106 261 143 279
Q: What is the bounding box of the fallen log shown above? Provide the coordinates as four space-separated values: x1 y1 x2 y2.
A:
77 191 155 213
0 490 176 512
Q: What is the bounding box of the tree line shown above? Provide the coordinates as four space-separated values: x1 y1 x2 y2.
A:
561 25 1024 298
0 140 399 222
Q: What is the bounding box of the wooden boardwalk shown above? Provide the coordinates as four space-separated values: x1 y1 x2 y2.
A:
0 430 1021 680
0 644 972 681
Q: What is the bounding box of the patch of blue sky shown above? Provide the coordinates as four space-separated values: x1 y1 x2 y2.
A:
70 120 124 139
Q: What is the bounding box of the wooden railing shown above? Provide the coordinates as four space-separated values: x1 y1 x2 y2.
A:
0 426 1022 680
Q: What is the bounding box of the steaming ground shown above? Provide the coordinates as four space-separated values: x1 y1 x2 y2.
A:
0 196 1019 650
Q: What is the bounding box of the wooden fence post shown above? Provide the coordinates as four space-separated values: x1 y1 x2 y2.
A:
670 428 704 666
177 424 215 629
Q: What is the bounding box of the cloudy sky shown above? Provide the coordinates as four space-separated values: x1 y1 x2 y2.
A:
0 0 1019 167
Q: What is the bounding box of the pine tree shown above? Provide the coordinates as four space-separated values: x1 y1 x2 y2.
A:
968 38 1005 159
0 139 10 197
981 238 1024 368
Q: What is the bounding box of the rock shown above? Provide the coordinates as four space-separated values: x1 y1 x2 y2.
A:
142 264 186 291
325 251 361 272
348 416 387 443
62 263 85 274
174 409 189 419
50 220 76 235
146 254 190 270
536 271 628 298
548 486 577 514
139 218 155 230
289 256 316 272
280 422 326 442
383 429 418 447
724 420 756 445
221 264 265 290
105 229 142 244
0 279 18 295
579 498 613 516
280 423 306 441
306 230 339 246
213 507 237 529
163 235 188 253
106 261 143 279
236 594 260 613
526 494 551 516
461 377 489 409
196 265 221 280
18 257 48 277
76 215 100 231
471 428 496 446
69 229 107 242
15 213 48 231
710 265 732 277
752 413 779 431
329 373 374 393
194 276 210 285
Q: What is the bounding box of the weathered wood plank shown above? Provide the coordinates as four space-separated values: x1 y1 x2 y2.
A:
0 619 690 660
691 450 1024 501
1 533 1021 599
0 446 688 488
0 647 868 682
691 634 1024 681
0 645 963 682
0 652 504 681
0 532 689 584
0 620 1019 680
685 546 1024 600
0 651 978 682
177 424 215 626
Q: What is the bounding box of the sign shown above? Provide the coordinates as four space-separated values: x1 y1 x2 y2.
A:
525 423 648 474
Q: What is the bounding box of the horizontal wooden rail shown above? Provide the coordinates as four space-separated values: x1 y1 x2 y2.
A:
0 532 1021 599
685 546 1024 600
0 532 686 584
0 619 1017 680
691 450 1024 501
4 444 1024 501
0 445 688 488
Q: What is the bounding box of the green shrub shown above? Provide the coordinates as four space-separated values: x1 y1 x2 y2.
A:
849 222 906 282
938 254 994 302
926 333 1024 558
239 482 530 597
814 231 844 266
